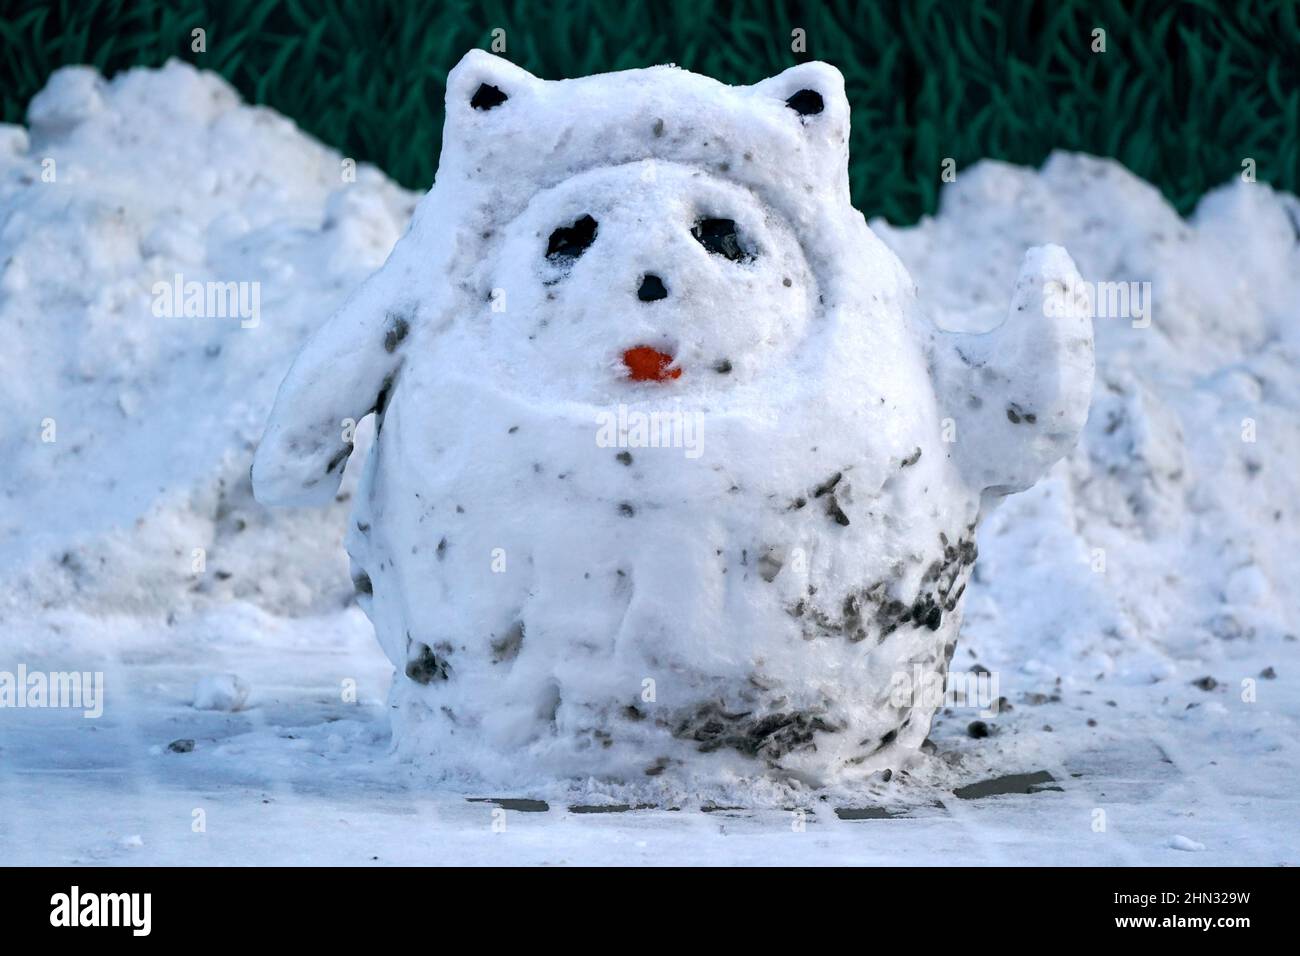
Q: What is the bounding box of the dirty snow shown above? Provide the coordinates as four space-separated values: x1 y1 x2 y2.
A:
0 61 1296 865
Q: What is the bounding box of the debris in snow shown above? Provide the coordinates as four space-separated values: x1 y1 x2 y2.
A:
953 770 1062 800
1168 834 1206 852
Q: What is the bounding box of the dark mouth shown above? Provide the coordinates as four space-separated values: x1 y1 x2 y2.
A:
623 346 681 382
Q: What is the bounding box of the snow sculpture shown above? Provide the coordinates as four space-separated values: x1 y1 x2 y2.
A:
253 51 1094 788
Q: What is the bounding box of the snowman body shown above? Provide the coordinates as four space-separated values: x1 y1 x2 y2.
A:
254 52 1093 788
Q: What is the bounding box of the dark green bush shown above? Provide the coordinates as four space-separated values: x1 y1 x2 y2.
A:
2 0 1294 222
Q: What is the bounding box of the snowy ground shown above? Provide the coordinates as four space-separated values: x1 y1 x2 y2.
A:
1 61 1297 865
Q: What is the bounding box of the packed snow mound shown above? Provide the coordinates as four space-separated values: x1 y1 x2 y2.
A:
0 59 1295 808
253 51 1093 789
0 59 417 617
192 672 249 711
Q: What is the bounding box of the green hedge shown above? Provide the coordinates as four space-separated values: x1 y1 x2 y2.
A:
2 0 1295 223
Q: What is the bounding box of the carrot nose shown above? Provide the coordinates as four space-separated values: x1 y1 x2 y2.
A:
623 346 681 382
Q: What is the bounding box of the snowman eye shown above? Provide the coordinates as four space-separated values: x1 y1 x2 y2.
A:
692 218 752 263
546 215 598 263
785 89 824 116
471 83 508 110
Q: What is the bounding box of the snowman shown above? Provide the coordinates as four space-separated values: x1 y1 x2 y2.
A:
253 51 1093 790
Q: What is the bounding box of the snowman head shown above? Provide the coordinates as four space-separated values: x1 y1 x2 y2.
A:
403 51 913 405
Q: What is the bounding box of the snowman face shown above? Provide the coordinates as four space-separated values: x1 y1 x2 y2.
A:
478 161 818 400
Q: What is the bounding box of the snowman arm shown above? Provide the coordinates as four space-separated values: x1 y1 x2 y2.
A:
926 244 1095 496
252 278 413 507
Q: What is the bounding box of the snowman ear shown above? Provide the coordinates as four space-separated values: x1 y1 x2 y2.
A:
751 61 847 125
445 49 539 113
927 245 1095 496
252 277 415 508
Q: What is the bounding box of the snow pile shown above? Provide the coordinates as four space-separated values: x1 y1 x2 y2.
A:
872 155 1300 796
0 59 1296 816
874 154 1300 673
0 59 414 619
